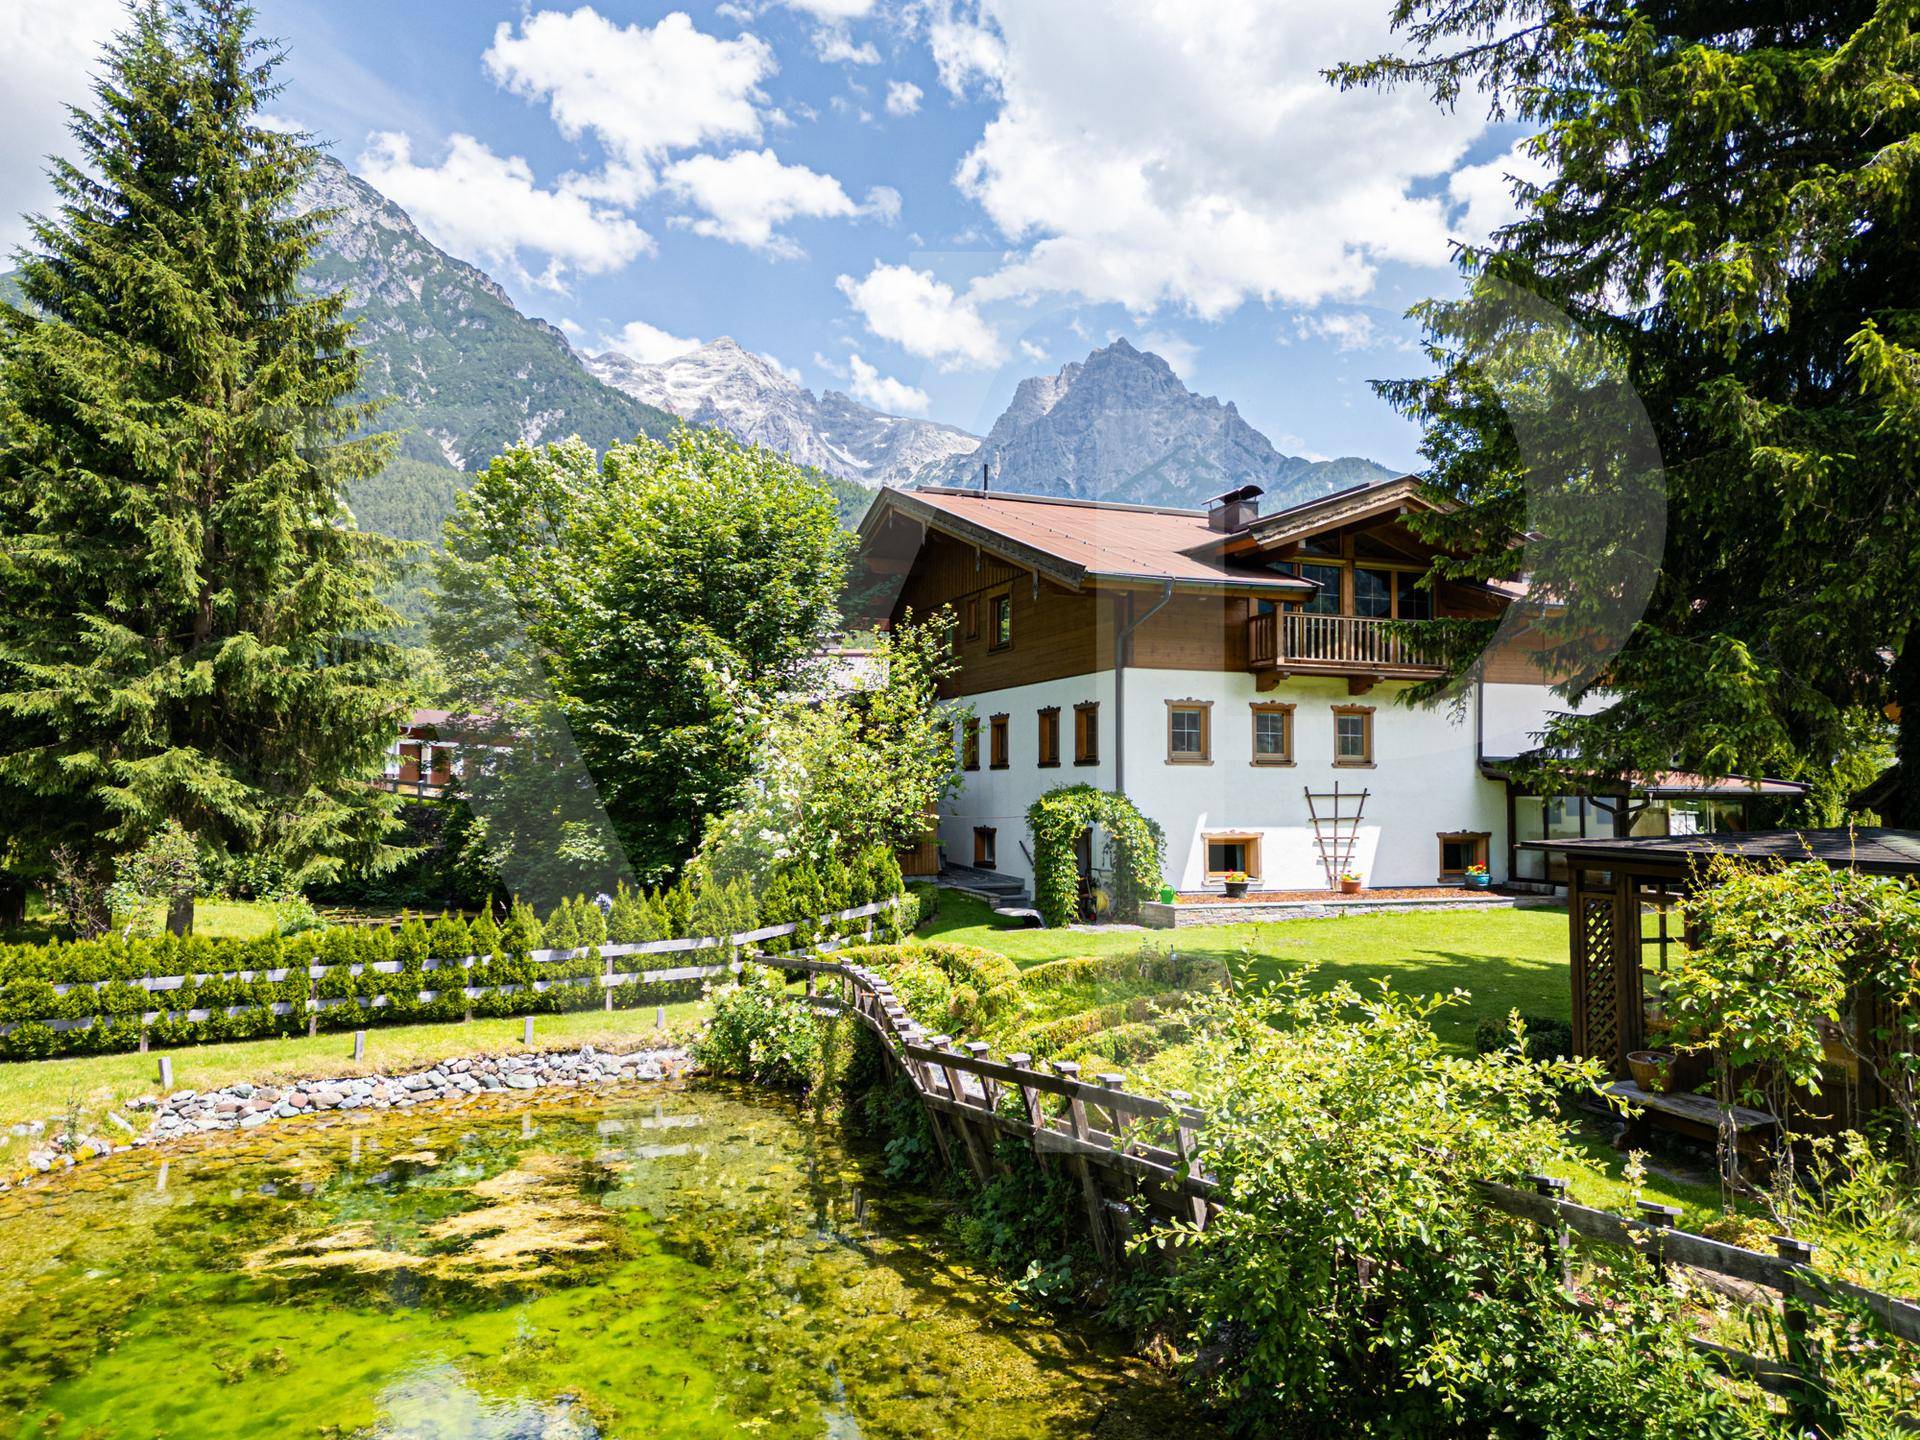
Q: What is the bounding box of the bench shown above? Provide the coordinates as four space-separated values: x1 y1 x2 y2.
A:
1605 1081 1779 1168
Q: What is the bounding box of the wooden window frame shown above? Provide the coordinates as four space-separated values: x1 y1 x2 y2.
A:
986 585 1014 652
1437 831 1491 882
1037 706 1061 767
1250 701 1295 766
989 712 1010 769
1332 703 1375 767
1205 832 1263 883
1073 701 1100 765
962 717 980 772
963 596 980 640
1166 699 1212 765
973 826 998 869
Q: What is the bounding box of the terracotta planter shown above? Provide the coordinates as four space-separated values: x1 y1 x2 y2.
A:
1628 1049 1676 1094
1339 878 1363 896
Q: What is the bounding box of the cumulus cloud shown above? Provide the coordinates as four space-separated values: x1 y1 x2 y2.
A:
836 261 1004 370
848 353 931 414
885 80 924 116
358 132 653 288
604 318 703 362
1447 137 1553 247
780 0 878 17
928 0 1492 319
1134 329 1198 379
663 148 857 255
863 185 903 225
484 9 773 185
815 29 881 65
1290 311 1383 352
0 0 122 252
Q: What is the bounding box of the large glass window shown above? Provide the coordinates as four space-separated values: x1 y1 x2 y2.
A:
1513 796 1547 881
1396 571 1433 620
1354 567 1393 618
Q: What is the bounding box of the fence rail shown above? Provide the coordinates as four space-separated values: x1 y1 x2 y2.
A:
760 951 1920 1416
1246 611 1440 672
1 900 903 1043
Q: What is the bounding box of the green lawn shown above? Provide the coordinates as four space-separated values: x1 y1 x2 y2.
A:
0 1002 707 1157
922 888 1573 1051
10 895 293 945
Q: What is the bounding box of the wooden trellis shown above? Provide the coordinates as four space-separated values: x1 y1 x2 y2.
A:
1304 783 1369 889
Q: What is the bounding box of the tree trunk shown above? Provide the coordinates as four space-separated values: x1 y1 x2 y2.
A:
1893 631 1920 828
166 893 194 937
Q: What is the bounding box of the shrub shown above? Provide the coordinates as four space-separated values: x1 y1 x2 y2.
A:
1472 1012 1575 1062
693 964 823 1088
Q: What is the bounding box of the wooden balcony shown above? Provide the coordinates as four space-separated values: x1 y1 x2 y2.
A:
1247 612 1445 691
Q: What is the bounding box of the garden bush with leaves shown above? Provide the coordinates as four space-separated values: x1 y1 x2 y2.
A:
692 964 824 1089
1025 785 1165 927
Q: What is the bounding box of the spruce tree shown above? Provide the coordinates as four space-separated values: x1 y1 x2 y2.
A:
1337 3 1920 822
0 0 410 931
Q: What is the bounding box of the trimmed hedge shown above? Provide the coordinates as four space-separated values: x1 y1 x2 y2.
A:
0 845 911 1060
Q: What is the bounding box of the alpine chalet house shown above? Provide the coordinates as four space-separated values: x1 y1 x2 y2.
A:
852 475 1578 898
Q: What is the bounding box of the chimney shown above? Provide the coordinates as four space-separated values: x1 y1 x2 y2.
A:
981 462 991 494
1205 484 1263 532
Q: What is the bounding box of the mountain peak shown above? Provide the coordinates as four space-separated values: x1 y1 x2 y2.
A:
585 336 977 489
916 340 1394 506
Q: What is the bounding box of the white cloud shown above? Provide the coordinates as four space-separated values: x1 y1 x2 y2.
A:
780 0 878 17
848 354 931 414
932 0 1492 319
885 80 924 116
1290 311 1380 352
358 132 653 288
604 318 702 362
1447 137 1553 247
836 261 1003 370
1019 338 1048 362
663 148 856 255
761 350 805 384
863 185 903 225
815 29 882 65
0 0 122 252
484 9 773 185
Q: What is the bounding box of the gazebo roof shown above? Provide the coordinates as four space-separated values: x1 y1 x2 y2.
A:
1537 828 1920 876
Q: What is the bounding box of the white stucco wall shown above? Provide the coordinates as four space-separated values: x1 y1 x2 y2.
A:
939 672 1117 891
939 666 1575 894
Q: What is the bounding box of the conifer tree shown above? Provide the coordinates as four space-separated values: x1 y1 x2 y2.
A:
0 0 411 931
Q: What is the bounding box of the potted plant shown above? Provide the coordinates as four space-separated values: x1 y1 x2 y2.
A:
1222 871 1250 899
1338 872 1363 896
1627 1048 1677 1094
1463 862 1491 889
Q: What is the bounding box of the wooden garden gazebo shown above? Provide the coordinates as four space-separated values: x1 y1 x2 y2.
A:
1535 828 1920 1076
1530 829 1920 1152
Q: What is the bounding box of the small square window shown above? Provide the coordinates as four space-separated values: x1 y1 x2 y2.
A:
1205 833 1262 882
1333 706 1373 766
1167 701 1210 763
1438 832 1490 881
1251 703 1293 765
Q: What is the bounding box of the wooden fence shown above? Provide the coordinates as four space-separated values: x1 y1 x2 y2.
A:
761 951 1920 1426
2 900 904 1044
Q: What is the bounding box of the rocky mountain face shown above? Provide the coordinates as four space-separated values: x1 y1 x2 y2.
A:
919 339 1394 508
295 156 674 471
586 338 978 490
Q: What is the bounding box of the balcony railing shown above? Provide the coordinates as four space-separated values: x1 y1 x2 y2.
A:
1247 612 1440 673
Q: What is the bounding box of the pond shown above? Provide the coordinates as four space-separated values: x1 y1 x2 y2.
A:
0 1079 1201 1439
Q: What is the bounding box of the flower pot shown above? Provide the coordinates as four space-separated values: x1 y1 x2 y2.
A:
1338 878 1363 896
1465 872 1491 889
1223 881 1249 899
1627 1049 1676 1094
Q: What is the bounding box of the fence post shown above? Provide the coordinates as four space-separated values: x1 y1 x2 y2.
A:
352 1030 365 1063
157 1055 174 1091
1098 1073 1131 1155
1529 1174 1572 1289
1053 1061 1114 1265
523 1015 534 1046
1170 1090 1208 1229
1774 1235 1822 1435
1636 1201 1680 1282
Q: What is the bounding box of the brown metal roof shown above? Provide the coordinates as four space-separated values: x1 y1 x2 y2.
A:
867 486 1314 593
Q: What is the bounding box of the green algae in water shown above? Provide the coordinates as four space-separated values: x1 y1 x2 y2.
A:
0 1081 1206 1439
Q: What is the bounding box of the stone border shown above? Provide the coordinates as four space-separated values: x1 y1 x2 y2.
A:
2 1042 689 1188
1139 893 1560 929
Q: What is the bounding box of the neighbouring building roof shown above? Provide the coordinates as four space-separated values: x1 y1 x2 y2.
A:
861 485 1317 595
1536 828 1920 875
1480 755 1809 798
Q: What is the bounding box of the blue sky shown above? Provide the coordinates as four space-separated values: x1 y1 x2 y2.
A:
4 1 1541 469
